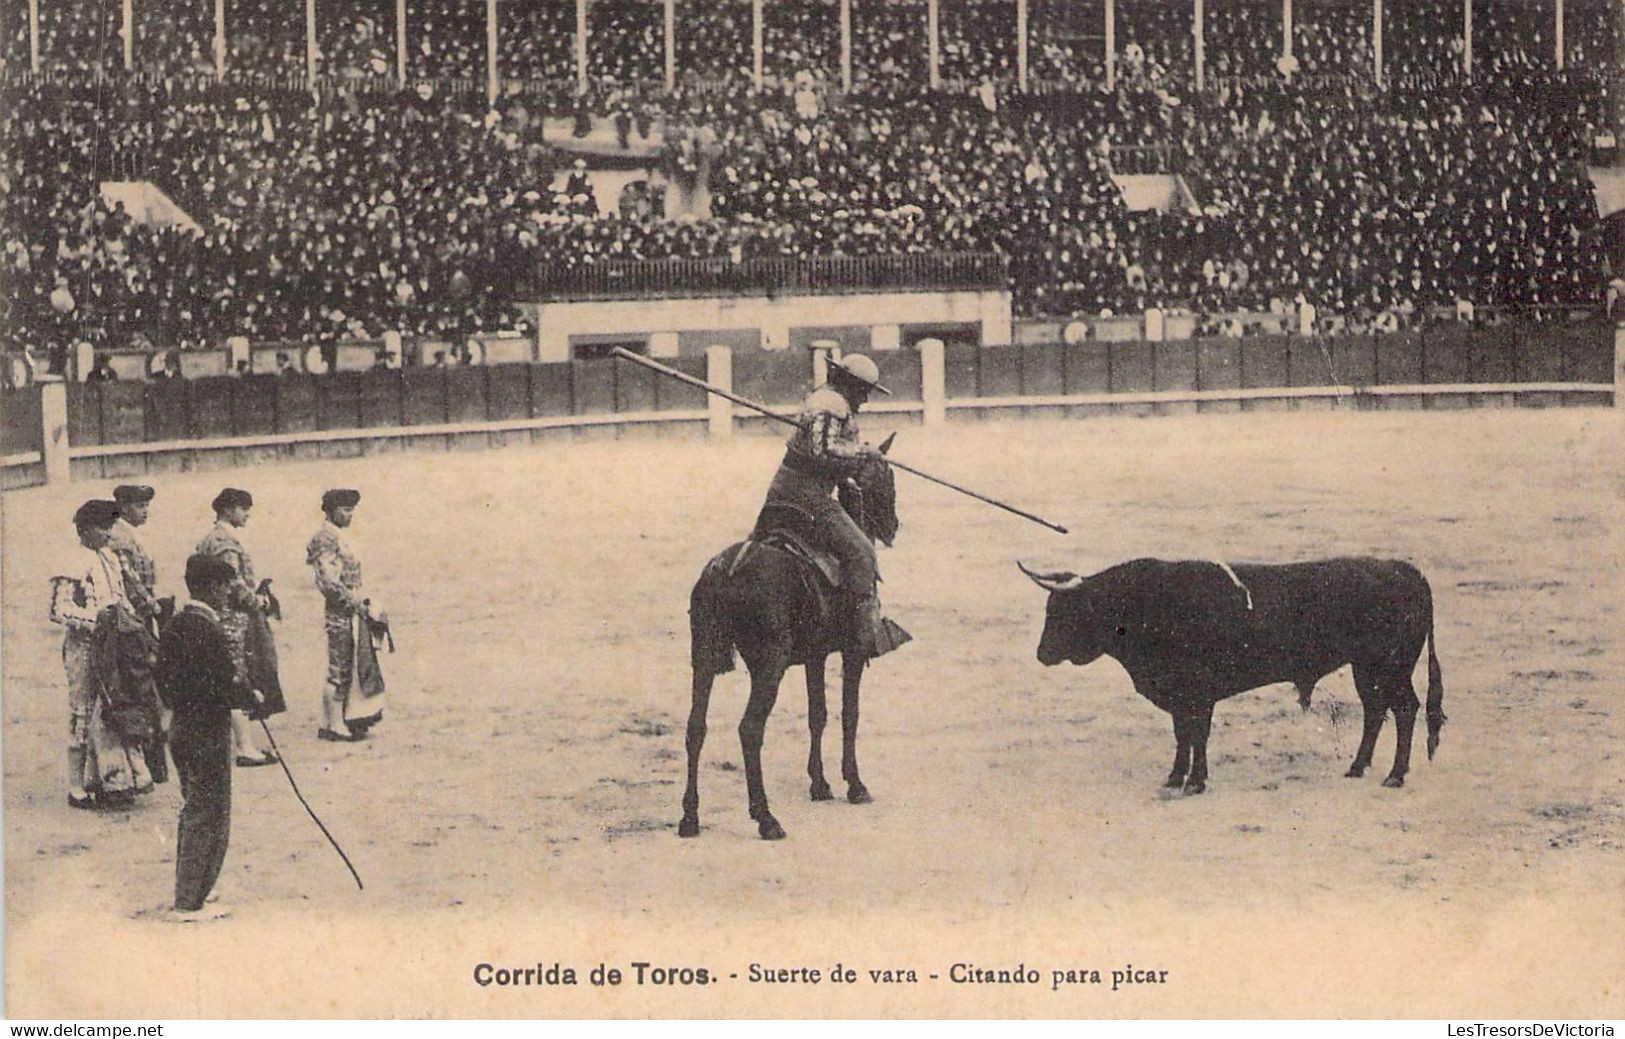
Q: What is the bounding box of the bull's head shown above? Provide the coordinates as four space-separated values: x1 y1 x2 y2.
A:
1019 562 1105 667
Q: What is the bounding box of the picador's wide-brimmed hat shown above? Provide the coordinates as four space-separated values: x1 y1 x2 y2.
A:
828 352 891 395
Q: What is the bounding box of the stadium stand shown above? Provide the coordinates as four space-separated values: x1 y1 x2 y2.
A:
0 0 1616 367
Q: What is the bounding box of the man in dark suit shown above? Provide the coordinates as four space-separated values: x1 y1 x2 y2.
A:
156 554 264 919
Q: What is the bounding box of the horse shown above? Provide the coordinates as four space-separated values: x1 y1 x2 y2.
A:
680 443 903 841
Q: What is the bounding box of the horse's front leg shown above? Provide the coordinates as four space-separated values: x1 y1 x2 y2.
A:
840 653 872 804
806 656 833 801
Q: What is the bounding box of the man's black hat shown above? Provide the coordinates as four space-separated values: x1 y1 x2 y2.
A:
184 553 237 592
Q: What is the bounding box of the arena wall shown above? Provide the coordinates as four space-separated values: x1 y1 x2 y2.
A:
534 289 1013 360
2 321 1616 490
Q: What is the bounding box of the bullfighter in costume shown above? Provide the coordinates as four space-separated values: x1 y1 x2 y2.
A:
50 499 155 808
306 489 387 741
108 484 159 626
196 488 285 767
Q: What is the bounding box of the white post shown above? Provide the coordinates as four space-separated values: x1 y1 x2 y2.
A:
1373 0 1383 83
1462 0 1472 77
1104 0 1116 91
752 0 763 90
306 0 318 85
706 346 733 438
1555 0 1564 70
927 0 940 89
486 0 498 105
396 0 407 83
576 0 588 93
840 0 852 91
1193 0 1205 91
664 0 676 91
122 0 133 71
38 378 69 486
1282 0 1293 58
214 0 226 80
810 340 836 384
28 0 39 74
918 339 946 427
1017 0 1028 90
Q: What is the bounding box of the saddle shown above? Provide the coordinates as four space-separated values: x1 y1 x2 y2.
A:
694 504 847 628
744 503 843 588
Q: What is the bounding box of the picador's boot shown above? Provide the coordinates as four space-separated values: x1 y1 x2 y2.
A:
854 592 911 659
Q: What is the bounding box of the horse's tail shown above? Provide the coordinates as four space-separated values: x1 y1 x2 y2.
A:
1424 586 1446 761
689 555 737 678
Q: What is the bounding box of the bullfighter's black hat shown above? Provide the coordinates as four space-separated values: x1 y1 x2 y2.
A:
321 488 361 513
211 488 253 513
73 499 120 530
112 484 155 505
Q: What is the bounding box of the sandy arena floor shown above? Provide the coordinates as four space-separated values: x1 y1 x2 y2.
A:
3 407 1622 1018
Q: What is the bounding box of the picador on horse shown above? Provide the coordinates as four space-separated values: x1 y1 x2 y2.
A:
681 352 910 841
753 352 910 660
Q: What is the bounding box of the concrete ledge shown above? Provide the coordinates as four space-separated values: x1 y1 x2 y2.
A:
1 460 44 490
66 409 710 460
948 382 1614 411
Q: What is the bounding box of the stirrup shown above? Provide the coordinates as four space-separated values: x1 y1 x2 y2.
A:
868 617 912 658
854 596 911 659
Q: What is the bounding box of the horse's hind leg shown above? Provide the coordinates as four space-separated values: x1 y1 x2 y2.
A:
679 669 714 838
740 661 789 840
806 657 833 801
840 653 872 804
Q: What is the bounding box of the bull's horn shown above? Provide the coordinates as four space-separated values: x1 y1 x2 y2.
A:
1017 560 1084 591
878 431 896 455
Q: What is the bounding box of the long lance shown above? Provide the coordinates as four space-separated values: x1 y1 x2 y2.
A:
611 347 1069 535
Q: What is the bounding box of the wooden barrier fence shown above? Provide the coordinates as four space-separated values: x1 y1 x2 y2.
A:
3 322 1619 490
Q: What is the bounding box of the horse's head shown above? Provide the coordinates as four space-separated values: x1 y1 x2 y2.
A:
839 435 899 548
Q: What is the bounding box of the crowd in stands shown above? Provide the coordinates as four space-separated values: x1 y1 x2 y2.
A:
1 0 1616 362
7 1 1608 93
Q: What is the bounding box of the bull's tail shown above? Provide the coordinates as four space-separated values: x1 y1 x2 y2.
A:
1424 605 1445 761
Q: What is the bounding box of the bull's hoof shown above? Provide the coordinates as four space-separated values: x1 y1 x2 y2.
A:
846 783 873 805
1381 775 1405 789
678 816 700 838
1183 780 1207 796
757 814 786 840
1163 774 1185 789
1345 765 1366 778
810 781 834 802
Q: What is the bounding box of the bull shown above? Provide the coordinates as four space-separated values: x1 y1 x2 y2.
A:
1021 557 1445 793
